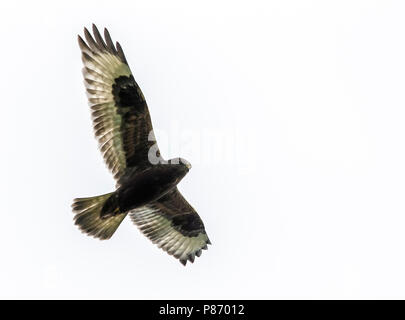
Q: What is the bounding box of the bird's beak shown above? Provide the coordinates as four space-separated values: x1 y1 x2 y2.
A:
186 162 192 170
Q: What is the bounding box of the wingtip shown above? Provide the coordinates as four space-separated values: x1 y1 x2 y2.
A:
115 41 127 63
71 199 78 208
77 35 86 47
92 23 101 36
103 27 117 53
180 259 187 266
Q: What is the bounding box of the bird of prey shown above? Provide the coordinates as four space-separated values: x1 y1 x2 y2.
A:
71 24 210 265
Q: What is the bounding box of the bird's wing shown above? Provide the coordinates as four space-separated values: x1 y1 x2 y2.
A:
78 25 162 182
130 187 211 265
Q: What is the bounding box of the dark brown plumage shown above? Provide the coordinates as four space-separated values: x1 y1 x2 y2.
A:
72 24 210 265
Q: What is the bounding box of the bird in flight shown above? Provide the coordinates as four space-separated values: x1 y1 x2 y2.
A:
72 24 210 265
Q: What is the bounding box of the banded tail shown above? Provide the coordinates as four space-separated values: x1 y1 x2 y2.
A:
71 192 127 240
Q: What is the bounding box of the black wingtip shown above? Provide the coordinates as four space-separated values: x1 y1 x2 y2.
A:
83 27 98 50
116 41 127 63
92 24 108 50
92 24 99 36
104 27 117 54
180 259 187 266
77 35 89 51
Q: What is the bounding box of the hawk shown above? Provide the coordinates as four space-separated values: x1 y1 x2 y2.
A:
71 25 210 265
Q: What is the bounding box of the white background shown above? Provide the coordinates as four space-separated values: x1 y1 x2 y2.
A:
1 0 405 299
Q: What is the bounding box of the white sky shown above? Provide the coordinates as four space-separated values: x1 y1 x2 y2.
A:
1 0 405 299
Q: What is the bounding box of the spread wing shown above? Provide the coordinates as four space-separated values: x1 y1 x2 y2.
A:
130 188 211 265
78 24 162 182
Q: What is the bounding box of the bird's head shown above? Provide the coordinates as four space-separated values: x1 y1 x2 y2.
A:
169 157 192 171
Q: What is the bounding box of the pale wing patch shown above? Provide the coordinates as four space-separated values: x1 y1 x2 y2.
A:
130 206 209 265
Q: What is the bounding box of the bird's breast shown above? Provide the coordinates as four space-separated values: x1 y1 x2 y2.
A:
116 167 181 212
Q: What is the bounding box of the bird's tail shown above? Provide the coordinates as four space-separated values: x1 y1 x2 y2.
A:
71 192 127 240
